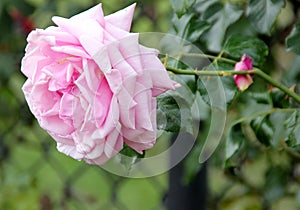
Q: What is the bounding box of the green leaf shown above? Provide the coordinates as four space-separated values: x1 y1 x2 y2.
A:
282 55 300 86
120 144 145 158
119 144 145 171
197 79 210 105
246 0 285 35
0 53 15 85
269 112 290 147
264 166 288 202
237 91 273 118
271 90 290 108
286 23 300 54
284 110 300 147
226 123 245 160
250 116 274 146
188 19 210 43
172 13 210 43
214 62 237 105
198 61 237 106
223 35 269 66
157 95 181 132
197 1 244 51
225 93 275 160
248 91 273 105
172 13 193 38
157 77 195 134
170 0 195 17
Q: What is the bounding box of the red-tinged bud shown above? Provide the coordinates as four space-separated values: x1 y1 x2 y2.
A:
10 8 34 35
21 17 35 34
234 54 253 91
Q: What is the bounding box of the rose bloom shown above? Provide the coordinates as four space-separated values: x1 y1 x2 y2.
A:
234 54 253 91
21 4 178 165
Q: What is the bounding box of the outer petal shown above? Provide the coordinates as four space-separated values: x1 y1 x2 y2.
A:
103 128 123 158
51 45 90 58
139 45 178 95
52 17 104 44
93 78 113 127
38 26 80 45
71 3 105 25
234 54 253 91
234 74 253 92
104 3 136 32
40 115 74 136
57 142 84 160
80 35 104 57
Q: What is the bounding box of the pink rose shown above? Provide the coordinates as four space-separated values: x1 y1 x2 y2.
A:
234 54 253 91
21 4 178 165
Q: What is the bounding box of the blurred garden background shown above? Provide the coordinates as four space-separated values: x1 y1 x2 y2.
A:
1 0 300 210
1 1 170 209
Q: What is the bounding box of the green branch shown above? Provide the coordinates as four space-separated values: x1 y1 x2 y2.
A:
253 68 300 104
233 108 297 125
166 66 300 104
179 52 236 64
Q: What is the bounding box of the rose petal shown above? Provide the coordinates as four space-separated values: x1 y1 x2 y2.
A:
51 45 90 58
71 3 105 26
94 78 113 127
79 35 104 57
234 74 253 92
103 128 123 157
52 17 104 44
104 3 136 32
57 142 84 160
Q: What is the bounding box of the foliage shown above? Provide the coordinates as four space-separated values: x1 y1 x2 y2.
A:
1 0 300 209
0 0 169 209
223 35 269 67
246 0 286 35
286 23 300 54
168 0 300 209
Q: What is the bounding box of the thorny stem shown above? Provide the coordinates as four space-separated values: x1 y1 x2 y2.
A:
165 61 300 104
178 52 236 64
233 108 298 125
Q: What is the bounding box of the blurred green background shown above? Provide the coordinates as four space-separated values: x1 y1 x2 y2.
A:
1 0 300 210
0 0 170 209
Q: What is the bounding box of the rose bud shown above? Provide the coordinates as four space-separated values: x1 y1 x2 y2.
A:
234 54 253 91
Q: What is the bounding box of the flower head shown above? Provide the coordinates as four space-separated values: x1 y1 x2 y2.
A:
21 4 178 165
234 54 253 91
